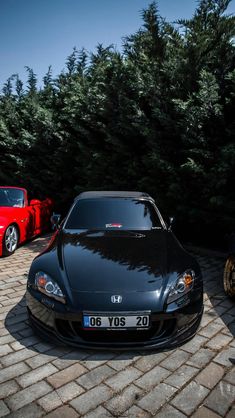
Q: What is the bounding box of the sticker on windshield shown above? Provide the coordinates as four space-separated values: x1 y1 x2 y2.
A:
105 223 122 228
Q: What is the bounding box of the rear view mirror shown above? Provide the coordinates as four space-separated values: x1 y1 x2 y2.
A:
51 214 61 229
168 216 175 231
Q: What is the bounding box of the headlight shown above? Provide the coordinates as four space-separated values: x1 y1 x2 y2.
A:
35 272 66 304
167 270 195 304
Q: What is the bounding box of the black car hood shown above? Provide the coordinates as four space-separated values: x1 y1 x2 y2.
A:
58 229 191 294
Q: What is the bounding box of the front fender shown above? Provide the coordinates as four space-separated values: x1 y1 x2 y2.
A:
0 217 8 256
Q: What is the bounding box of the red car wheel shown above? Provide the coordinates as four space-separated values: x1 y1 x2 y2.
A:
3 224 19 256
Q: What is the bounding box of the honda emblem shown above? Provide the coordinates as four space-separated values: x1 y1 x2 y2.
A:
111 295 122 303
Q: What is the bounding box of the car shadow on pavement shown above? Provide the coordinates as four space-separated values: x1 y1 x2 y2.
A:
198 252 235 339
18 233 53 254
5 295 172 363
205 277 235 338
4 283 234 367
185 247 234 332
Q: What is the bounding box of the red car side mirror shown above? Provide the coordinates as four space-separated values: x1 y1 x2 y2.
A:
30 199 41 205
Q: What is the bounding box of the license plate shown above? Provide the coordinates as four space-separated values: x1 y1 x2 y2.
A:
83 314 150 329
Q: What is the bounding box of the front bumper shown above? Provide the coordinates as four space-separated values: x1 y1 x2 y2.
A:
26 290 203 350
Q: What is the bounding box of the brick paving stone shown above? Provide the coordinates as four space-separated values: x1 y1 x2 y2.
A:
0 334 16 345
164 364 199 389
154 404 187 418
135 365 170 390
18 327 35 338
5 312 28 326
226 406 235 418
0 329 8 337
171 381 210 415
187 348 216 368
134 352 167 372
16 363 58 388
47 363 87 389
218 313 234 327
105 384 143 416
137 383 177 414
81 351 116 370
204 380 235 416
212 304 231 316
160 350 190 371
26 352 57 369
213 347 235 367
0 380 20 400
195 362 225 389
205 333 233 350
10 335 40 351
224 369 235 385
0 344 13 357
182 335 208 353
191 406 222 418
200 312 217 328
6 321 29 335
37 391 63 412
222 326 234 337
0 362 30 384
4 403 44 418
218 299 234 309
71 384 112 415
199 321 224 339
106 352 139 371
0 347 37 367
56 381 84 402
105 366 142 391
83 405 113 417
1 296 22 307
126 405 151 417
6 381 52 411
44 405 79 418
52 349 88 370
0 400 9 417
0 312 9 322
77 364 116 389
33 341 55 353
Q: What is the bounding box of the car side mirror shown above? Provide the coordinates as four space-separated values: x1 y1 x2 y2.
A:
51 214 61 229
168 216 175 231
30 199 41 205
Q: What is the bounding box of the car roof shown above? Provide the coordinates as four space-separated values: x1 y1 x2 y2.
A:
75 191 154 201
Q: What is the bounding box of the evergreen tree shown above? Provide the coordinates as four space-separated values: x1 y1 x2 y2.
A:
0 0 234 245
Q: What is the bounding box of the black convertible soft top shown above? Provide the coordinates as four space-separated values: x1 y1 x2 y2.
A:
75 191 153 201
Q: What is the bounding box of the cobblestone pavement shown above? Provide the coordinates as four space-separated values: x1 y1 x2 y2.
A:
0 234 234 418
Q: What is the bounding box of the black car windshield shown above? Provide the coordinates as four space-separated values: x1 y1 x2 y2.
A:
0 188 24 207
65 198 162 230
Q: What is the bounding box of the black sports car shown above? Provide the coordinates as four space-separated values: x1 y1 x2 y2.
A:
26 191 203 349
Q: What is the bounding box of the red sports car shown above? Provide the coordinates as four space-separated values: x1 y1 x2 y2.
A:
0 187 53 256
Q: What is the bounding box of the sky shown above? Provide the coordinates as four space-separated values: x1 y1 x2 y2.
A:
0 0 234 87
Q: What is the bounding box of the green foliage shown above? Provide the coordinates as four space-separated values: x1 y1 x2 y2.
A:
0 0 234 245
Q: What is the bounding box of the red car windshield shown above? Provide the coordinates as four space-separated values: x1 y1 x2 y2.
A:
0 188 24 208
65 198 162 230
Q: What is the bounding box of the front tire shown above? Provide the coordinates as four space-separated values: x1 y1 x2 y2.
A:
223 255 235 298
2 224 19 256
